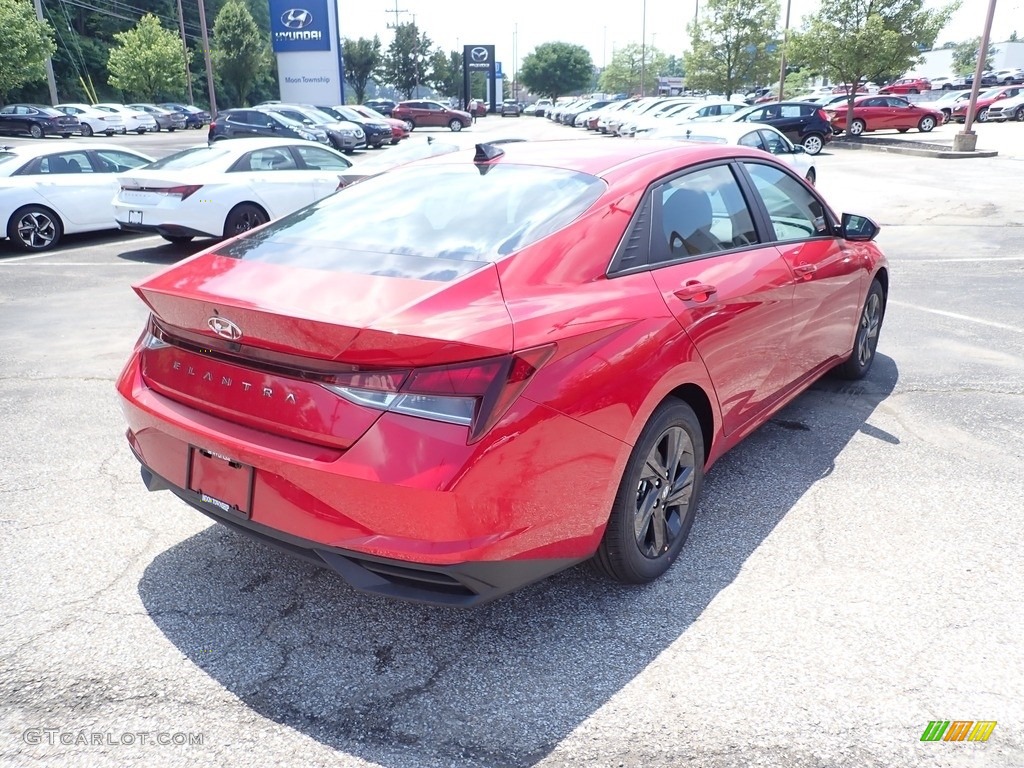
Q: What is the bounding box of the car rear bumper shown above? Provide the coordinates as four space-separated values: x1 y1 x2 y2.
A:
116 348 625 603
136 461 582 607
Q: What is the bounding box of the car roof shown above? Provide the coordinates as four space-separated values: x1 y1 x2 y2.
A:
414 138 760 177
0 143 153 160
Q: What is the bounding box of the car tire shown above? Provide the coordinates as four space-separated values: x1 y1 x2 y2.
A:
223 203 268 238
168 127 177 132
449 119 463 132
849 118 866 136
136 128 146 135
390 138 400 145
909 88 919 94
977 108 989 123
1015 106 1024 122
592 398 704 584
802 133 824 155
942 83 952 90
61 134 72 139
161 235 194 244
805 167 816 186
834 279 885 380
942 109 952 121
403 119 415 131
918 115 936 132
80 123 94 137
897 127 909 133
7 205 63 252
29 124 45 139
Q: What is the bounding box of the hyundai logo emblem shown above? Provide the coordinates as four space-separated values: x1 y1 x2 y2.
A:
471 47 489 63
280 8 312 29
208 317 243 341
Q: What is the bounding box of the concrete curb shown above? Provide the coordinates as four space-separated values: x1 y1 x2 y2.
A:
829 139 999 159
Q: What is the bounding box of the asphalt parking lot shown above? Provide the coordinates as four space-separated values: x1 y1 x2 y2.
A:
1 117 1022 768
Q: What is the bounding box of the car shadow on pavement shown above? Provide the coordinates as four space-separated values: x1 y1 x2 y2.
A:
116 240 208 264
138 354 898 767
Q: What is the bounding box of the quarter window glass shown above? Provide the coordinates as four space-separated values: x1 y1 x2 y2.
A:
295 146 351 170
738 131 765 150
95 150 149 172
243 148 298 171
36 152 95 174
744 162 830 241
658 165 758 261
779 105 802 118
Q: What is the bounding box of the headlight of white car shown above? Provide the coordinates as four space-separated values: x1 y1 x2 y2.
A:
299 130 317 140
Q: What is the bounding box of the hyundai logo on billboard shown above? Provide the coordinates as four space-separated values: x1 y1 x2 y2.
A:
464 44 495 71
269 0 330 52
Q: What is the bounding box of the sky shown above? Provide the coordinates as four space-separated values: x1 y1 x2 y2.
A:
337 0 1023 73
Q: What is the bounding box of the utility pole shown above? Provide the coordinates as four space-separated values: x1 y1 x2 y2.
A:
776 0 792 105
955 0 999 150
640 0 647 96
176 0 194 104
32 0 58 104
385 0 407 29
196 0 217 115
513 23 518 100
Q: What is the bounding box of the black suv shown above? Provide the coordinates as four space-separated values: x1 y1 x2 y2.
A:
364 99 396 117
208 108 329 144
728 101 833 154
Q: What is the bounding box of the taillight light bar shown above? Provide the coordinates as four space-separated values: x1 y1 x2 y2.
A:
119 184 203 200
322 346 556 442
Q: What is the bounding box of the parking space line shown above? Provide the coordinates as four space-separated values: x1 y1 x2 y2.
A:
890 301 1024 334
904 256 1024 263
0 262 162 267
0 236 161 263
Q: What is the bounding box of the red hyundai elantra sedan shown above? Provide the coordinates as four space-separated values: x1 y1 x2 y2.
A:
117 139 888 606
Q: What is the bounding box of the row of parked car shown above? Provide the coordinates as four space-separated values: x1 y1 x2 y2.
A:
0 102 211 139
0 132 460 253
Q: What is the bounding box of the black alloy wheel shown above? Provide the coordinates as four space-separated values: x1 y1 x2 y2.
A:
592 399 704 584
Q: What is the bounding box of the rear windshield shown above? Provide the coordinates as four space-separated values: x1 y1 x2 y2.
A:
222 163 605 280
144 145 233 169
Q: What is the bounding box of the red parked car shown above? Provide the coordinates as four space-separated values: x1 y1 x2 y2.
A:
390 100 473 132
827 95 943 135
116 139 889 606
950 85 1024 123
878 77 931 95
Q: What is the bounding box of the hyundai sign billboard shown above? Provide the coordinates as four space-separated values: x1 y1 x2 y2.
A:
269 0 330 52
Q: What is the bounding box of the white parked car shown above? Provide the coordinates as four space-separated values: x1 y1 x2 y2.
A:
986 92 1024 122
113 138 354 243
93 103 158 134
637 122 818 186
0 144 154 251
53 103 127 137
633 101 744 135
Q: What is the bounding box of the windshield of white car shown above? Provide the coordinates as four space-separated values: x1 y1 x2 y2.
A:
143 145 234 170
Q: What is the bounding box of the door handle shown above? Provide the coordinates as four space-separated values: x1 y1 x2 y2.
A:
793 263 817 277
674 282 717 301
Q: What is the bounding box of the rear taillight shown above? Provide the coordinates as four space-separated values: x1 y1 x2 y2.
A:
817 109 829 122
322 346 556 442
119 184 202 200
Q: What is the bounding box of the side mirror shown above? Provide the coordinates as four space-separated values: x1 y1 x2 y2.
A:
791 144 806 154
840 212 880 242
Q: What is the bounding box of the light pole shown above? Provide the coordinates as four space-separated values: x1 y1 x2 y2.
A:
640 0 647 96
955 0 999 151
196 0 217 116
776 0 792 105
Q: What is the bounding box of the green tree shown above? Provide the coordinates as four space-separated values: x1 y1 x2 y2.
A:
212 0 268 107
791 0 955 135
663 55 686 78
599 43 667 95
684 0 781 98
427 49 462 99
381 21 431 98
951 36 996 76
518 42 593 100
0 0 56 98
107 13 188 101
343 35 381 104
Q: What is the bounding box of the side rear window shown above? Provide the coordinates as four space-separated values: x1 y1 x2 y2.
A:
654 164 759 263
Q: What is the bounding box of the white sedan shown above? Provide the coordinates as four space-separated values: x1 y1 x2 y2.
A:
637 122 818 185
113 138 354 243
93 103 158 134
0 143 154 251
54 103 127 136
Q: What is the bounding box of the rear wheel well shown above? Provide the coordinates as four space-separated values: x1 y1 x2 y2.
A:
666 383 714 465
